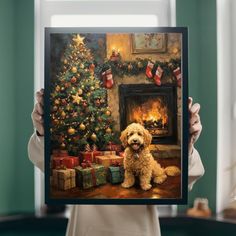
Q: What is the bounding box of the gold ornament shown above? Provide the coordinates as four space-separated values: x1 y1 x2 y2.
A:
105 110 111 116
61 111 66 118
71 66 77 73
72 93 82 104
78 88 83 95
68 127 76 135
61 143 66 148
54 99 60 105
79 123 86 130
90 86 95 91
137 61 143 68
91 133 97 141
87 92 91 97
128 64 133 70
55 85 60 92
73 34 85 45
106 127 112 134
80 63 84 69
95 127 99 132
52 106 58 111
63 59 68 64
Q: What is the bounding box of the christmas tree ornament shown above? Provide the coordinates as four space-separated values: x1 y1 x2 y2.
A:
61 99 67 105
173 67 182 87
106 127 112 134
80 63 85 69
60 86 65 91
68 127 76 135
52 106 58 111
79 123 86 130
55 85 60 92
105 110 111 116
71 66 77 73
128 63 133 71
61 142 66 148
63 59 68 65
137 61 143 68
78 88 83 95
146 61 154 79
91 133 97 141
104 68 114 89
95 99 101 106
154 66 163 86
87 92 91 97
73 34 85 45
95 127 99 132
77 73 80 78
89 63 95 74
54 99 60 105
61 111 66 118
72 93 82 104
71 76 77 83
90 86 95 91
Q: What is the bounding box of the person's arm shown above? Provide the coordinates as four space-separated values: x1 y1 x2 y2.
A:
187 97 204 191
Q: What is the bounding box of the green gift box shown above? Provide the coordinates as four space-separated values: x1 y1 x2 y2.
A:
107 166 124 184
75 164 106 189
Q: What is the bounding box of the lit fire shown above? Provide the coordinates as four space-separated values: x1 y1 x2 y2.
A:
128 98 168 129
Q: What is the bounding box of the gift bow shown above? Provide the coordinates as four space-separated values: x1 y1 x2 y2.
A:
81 160 92 169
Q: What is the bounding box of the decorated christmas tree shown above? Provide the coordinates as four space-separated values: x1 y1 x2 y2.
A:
50 34 116 154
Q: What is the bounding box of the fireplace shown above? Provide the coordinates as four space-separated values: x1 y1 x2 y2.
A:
119 84 177 144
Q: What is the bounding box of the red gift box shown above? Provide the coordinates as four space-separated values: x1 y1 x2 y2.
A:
79 151 102 163
106 142 122 154
52 156 79 169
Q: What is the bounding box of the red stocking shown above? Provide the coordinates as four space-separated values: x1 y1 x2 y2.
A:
104 68 114 89
146 61 154 79
173 67 181 87
154 66 163 86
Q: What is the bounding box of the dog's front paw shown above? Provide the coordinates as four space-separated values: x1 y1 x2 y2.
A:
121 181 134 188
154 174 167 184
141 183 152 191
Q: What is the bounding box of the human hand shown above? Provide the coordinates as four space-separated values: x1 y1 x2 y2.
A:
188 97 202 155
31 89 44 136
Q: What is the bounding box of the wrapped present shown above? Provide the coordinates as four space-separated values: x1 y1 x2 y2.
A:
52 156 79 169
106 142 122 153
100 150 116 156
79 151 102 163
52 149 69 157
95 155 124 168
119 152 125 158
52 168 76 191
75 164 106 189
107 164 125 184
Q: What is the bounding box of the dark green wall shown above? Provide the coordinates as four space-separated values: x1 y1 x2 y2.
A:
0 0 17 214
0 0 34 214
176 0 217 212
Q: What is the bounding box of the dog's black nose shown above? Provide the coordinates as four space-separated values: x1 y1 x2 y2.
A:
133 139 138 143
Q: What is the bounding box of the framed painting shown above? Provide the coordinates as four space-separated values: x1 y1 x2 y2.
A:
44 27 188 204
131 33 167 53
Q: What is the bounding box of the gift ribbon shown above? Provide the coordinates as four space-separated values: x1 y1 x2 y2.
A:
90 168 97 186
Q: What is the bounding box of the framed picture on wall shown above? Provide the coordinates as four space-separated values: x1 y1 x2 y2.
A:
131 33 167 53
44 27 188 205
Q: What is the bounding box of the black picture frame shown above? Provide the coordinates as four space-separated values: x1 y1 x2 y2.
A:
44 27 188 205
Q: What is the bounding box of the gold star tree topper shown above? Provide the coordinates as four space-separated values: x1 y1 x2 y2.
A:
73 34 85 45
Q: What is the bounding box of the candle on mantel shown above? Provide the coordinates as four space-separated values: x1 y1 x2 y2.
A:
110 48 121 61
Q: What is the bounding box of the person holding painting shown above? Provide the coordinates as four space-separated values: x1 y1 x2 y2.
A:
28 89 204 236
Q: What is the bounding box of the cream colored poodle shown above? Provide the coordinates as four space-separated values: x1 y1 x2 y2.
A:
120 123 168 191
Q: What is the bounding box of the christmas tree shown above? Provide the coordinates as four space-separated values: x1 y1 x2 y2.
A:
50 34 116 154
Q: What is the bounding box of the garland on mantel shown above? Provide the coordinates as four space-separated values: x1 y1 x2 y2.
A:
95 57 182 88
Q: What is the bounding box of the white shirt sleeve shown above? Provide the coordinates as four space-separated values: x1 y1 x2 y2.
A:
188 147 205 191
27 132 45 172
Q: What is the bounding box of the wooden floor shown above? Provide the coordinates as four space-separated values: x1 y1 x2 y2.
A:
50 158 181 200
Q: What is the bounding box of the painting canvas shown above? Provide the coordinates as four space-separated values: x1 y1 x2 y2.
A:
44 27 188 204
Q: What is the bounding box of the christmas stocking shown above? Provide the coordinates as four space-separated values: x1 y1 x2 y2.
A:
173 67 181 87
154 66 163 86
146 61 154 79
104 68 114 89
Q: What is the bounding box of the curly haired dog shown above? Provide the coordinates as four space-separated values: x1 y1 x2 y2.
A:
120 123 168 191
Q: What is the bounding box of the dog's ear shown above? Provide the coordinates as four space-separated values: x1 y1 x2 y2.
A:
143 128 152 147
120 128 128 148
